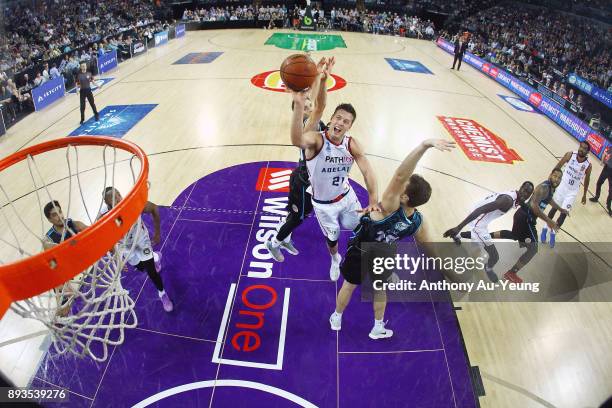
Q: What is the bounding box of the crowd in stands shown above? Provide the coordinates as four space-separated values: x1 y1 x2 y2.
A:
182 6 436 39
182 5 285 22
451 4 611 91
0 0 609 137
0 0 172 124
435 2 610 136
0 0 158 75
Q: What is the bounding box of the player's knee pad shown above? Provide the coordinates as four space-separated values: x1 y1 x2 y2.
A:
326 237 338 247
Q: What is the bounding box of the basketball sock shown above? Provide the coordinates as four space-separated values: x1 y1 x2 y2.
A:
460 231 471 239
331 253 341 264
333 311 342 318
158 290 166 298
374 319 384 327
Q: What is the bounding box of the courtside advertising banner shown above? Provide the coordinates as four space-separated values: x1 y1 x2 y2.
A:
154 31 169 46
568 73 612 109
32 75 65 111
175 24 186 38
97 49 118 75
131 41 146 56
436 37 610 160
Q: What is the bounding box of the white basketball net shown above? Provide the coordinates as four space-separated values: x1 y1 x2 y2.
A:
0 142 145 362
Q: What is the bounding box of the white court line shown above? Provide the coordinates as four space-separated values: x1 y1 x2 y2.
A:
177 218 252 226
338 348 444 354
33 376 94 401
211 284 237 364
411 240 458 408
211 287 290 370
90 181 199 407
133 327 219 343
239 274 332 283
209 161 268 408
132 379 318 408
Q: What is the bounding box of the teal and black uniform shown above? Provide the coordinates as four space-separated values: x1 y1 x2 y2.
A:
46 218 78 244
276 119 327 242
511 180 553 243
341 207 423 285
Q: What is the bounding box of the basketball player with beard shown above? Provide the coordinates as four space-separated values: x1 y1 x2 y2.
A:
266 57 332 262
540 141 592 248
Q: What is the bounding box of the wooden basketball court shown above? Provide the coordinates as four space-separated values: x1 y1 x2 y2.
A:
0 29 610 407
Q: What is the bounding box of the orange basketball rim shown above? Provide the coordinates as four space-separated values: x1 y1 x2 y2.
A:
0 136 149 317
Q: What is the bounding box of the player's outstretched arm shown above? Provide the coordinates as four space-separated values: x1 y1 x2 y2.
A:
291 90 323 152
304 57 335 133
143 201 161 246
443 196 513 238
351 137 378 211
380 139 455 213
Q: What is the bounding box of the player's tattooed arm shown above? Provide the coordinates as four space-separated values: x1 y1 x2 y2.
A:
305 57 334 133
143 201 161 246
443 196 512 238
529 184 559 230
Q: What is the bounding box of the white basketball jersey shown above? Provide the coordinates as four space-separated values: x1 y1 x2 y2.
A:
99 204 153 265
560 152 590 192
469 190 518 229
306 132 355 201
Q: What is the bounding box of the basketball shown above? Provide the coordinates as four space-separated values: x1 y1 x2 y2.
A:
280 54 318 91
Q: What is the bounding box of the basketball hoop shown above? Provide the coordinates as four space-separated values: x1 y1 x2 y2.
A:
0 136 149 361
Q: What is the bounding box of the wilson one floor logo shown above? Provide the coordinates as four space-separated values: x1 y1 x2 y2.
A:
251 70 347 93
212 166 294 370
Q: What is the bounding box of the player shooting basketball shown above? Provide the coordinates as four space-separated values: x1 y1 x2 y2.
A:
265 57 331 262
288 59 380 282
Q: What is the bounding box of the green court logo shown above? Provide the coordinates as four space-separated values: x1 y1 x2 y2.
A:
265 33 347 51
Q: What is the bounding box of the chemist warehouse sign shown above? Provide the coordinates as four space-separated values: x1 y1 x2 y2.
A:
437 116 523 164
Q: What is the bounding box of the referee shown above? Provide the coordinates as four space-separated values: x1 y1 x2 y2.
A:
589 145 612 216
76 62 99 124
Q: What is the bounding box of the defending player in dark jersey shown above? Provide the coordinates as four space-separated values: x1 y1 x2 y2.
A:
489 169 566 283
265 57 331 262
42 200 88 317
329 138 455 340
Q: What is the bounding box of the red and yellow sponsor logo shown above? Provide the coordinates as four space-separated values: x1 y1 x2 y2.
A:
437 116 523 164
251 70 347 93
